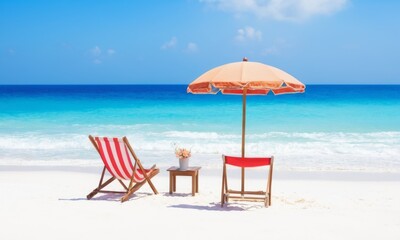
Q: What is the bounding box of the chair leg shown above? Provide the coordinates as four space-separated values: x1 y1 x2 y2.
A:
221 169 226 207
120 180 147 202
220 179 225 207
121 169 160 202
87 191 97 200
87 176 116 200
87 190 98 200
143 168 159 194
269 193 272 206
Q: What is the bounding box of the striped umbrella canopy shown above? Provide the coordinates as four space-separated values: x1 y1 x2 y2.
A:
187 58 305 192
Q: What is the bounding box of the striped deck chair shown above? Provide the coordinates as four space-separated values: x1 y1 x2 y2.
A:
221 155 274 207
87 135 159 202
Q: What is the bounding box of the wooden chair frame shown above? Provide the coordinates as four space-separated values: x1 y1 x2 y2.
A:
221 155 274 207
87 135 159 202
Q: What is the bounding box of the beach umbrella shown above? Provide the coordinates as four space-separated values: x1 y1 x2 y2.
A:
187 58 305 192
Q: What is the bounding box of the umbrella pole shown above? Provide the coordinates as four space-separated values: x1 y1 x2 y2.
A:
241 88 247 195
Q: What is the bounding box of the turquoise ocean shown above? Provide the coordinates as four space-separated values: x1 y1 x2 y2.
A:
0 85 399 172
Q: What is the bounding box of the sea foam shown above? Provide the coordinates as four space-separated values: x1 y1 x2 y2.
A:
0 131 399 172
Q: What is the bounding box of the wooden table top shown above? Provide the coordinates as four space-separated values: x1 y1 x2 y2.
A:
167 166 201 172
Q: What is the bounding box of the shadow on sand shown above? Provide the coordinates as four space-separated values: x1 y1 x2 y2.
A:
168 202 264 211
59 192 152 202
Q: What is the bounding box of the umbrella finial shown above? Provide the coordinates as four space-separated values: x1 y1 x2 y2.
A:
242 57 248 62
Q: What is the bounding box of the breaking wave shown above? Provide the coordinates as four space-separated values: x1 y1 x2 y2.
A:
1 131 399 172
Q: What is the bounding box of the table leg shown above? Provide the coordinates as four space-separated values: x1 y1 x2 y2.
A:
169 172 173 194
191 173 195 196
173 175 176 192
196 172 199 193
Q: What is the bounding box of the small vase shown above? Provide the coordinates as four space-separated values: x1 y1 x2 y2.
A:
179 157 189 170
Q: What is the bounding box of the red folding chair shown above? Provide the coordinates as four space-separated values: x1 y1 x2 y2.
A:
221 155 274 207
87 135 159 202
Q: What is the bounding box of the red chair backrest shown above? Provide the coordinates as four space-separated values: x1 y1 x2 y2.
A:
224 155 272 168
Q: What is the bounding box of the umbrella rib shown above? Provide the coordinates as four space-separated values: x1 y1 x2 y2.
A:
209 66 225 92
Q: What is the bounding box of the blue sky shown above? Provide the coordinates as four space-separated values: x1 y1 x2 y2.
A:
0 0 399 84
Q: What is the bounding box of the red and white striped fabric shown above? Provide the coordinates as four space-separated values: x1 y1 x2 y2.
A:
94 137 151 182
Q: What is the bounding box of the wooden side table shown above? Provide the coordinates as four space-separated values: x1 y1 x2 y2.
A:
167 166 201 196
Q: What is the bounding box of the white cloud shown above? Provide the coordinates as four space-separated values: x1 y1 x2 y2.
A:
200 0 348 21
186 42 199 52
161 37 178 50
91 46 102 57
235 26 262 42
88 46 115 64
107 49 116 55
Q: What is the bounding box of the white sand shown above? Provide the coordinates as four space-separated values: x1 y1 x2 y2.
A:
1 167 400 240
